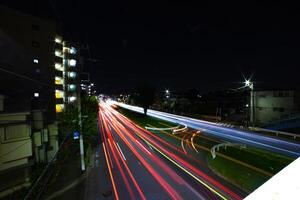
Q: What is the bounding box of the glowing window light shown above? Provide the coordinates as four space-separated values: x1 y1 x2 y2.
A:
70 47 77 54
55 63 63 71
69 96 76 102
68 84 76 91
55 90 64 99
68 72 76 78
33 59 39 64
69 59 76 67
55 77 64 85
55 37 62 43
56 104 64 113
55 50 62 57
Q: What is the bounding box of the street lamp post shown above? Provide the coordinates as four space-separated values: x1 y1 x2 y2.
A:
244 79 254 126
78 82 85 171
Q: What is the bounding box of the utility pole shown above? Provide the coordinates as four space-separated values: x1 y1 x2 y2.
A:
245 80 254 127
78 84 85 171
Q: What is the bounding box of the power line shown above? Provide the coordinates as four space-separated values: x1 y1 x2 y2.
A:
0 64 50 87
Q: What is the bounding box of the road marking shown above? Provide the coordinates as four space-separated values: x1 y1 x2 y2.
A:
116 142 126 161
135 139 152 155
137 135 228 200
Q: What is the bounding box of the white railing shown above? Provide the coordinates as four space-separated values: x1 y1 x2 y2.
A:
249 127 300 140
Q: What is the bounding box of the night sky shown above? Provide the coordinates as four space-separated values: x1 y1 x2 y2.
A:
2 1 300 93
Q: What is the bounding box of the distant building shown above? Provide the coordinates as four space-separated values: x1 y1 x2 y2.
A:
80 73 97 96
251 90 300 126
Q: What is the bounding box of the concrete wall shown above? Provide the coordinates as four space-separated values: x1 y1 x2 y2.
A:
47 123 59 162
0 95 3 112
253 90 297 125
0 123 32 171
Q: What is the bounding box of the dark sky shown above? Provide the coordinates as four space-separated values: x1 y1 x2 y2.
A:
1 1 300 93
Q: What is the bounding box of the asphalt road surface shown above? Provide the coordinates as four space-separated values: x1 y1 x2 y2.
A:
99 102 247 200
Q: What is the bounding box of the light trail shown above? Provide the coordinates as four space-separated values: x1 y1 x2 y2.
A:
100 106 185 199
181 134 188 154
112 141 146 200
102 102 242 200
191 132 199 153
102 142 119 200
138 134 228 200
114 101 300 157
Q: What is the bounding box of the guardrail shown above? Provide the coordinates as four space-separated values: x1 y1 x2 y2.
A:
145 125 180 131
249 127 300 140
211 143 246 159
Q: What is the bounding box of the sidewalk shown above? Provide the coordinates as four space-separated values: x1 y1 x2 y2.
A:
41 142 84 200
83 145 113 200
41 142 113 200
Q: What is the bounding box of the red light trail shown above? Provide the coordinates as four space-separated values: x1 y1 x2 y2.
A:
98 102 244 200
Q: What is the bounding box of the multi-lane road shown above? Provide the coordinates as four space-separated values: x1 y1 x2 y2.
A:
114 102 300 158
99 102 246 200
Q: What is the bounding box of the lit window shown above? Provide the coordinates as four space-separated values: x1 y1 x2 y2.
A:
69 59 76 66
55 50 62 57
33 59 39 64
56 104 64 113
55 37 62 43
68 72 76 78
68 84 76 91
55 63 63 71
70 47 77 54
55 90 64 99
68 96 76 102
55 77 64 85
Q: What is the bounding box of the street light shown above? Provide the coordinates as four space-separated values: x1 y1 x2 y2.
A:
244 79 253 90
244 79 254 126
165 89 170 98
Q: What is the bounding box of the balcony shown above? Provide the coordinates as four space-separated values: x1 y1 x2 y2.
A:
55 77 64 85
54 70 63 77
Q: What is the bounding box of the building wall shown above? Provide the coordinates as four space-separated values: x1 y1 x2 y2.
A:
0 5 56 123
253 90 298 125
0 95 4 112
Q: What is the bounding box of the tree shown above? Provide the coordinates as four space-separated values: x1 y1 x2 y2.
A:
57 104 79 139
135 84 155 115
81 95 99 146
57 95 99 146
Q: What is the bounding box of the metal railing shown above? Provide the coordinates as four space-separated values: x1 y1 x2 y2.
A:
249 127 300 140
